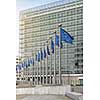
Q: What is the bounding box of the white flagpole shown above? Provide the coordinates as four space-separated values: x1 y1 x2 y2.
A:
43 43 46 85
40 48 42 85
26 59 29 84
31 57 34 86
21 63 26 84
34 56 36 86
58 24 62 85
21 69 23 86
21 63 24 85
42 43 45 85
37 51 39 85
18 68 20 86
49 37 52 84
35 50 39 85
46 41 48 85
34 52 36 85
54 31 56 85
32 55 35 86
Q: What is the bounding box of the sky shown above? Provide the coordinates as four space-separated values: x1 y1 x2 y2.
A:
16 0 59 56
16 0 60 10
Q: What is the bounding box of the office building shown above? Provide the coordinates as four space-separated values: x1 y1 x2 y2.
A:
19 0 83 85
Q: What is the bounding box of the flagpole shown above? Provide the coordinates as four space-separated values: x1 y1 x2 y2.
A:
21 65 27 85
27 58 30 84
20 70 22 86
21 64 23 86
21 69 23 86
24 62 26 85
49 37 52 84
43 43 45 85
34 52 36 85
35 50 38 85
40 48 42 85
32 56 35 86
54 31 56 85
27 60 29 85
41 43 44 85
18 68 19 86
37 51 39 85
46 41 48 85
23 67 24 86
32 57 34 86
58 24 62 85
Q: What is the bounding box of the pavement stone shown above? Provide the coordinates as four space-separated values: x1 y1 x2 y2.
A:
16 94 72 100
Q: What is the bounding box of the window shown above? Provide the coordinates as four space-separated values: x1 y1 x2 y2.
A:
75 48 83 52
78 35 83 41
77 42 83 46
77 7 83 13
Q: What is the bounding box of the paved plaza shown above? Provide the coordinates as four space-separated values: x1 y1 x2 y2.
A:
16 94 72 100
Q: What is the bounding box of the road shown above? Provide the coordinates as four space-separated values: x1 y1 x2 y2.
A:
16 94 72 100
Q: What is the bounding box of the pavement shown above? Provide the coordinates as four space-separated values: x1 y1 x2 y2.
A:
16 94 72 100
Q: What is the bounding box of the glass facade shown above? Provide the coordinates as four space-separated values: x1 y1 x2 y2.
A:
19 0 83 77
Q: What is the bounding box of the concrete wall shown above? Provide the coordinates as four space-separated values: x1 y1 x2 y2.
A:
16 85 71 95
65 92 83 100
71 86 83 93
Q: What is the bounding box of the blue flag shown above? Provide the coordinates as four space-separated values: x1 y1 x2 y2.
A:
27 59 30 66
60 28 74 44
55 35 59 46
21 62 25 68
41 49 43 60
16 65 19 72
47 45 50 55
38 51 40 62
19 64 22 71
44 48 46 58
16 67 18 72
30 58 34 65
35 54 38 61
32 58 34 65
24 61 28 68
29 58 33 65
55 35 63 48
51 40 54 53
23 62 25 68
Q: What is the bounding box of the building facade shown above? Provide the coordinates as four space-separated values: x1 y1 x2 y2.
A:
16 56 22 82
19 0 83 85
16 56 22 64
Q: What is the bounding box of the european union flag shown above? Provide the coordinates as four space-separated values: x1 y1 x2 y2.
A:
44 48 46 58
38 51 40 62
51 40 54 53
55 35 59 46
28 59 30 66
16 65 19 72
35 54 38 61
21 62 25 68
41 49 43 60
16 67 18 72
47 45 50 55
22 61 25 68
19 64 22 70
24 61 28 68
30 58 34 65
60 28 74 44
32 58 34 65
55 35 63 48
29 58 33 65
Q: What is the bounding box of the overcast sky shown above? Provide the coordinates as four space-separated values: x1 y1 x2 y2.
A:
16 0 59 56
